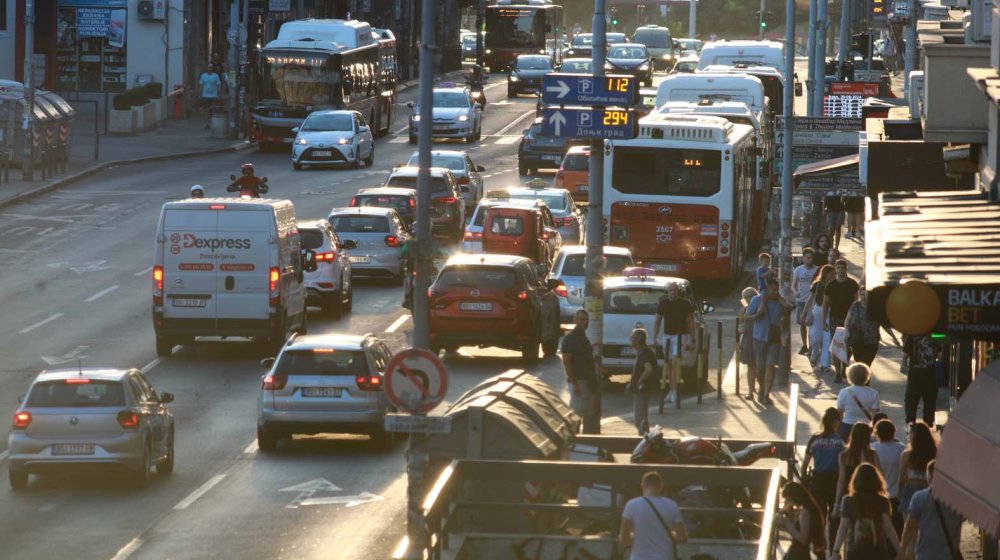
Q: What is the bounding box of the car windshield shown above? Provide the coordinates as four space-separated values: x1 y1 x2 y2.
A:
609 46 647 59
489 215 525 235
633 29 670 48
386 176 449 193
562 152 590 171
299 229 326 249
302 114 352 131
517 57 552 70
433 91 470 108
407 154 465 171
329 215 390 233
572 35 593 46
561 61 592 73
275 350 367 376
27 380 126 407
561 254 633 276
509 192 565 211
354 195 413 214
604 288 667 314
437 266 517 289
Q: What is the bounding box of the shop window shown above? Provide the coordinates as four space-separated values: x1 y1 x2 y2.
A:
1 0 7 32
55 2 127 93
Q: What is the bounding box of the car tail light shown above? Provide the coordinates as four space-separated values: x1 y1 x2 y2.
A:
153 265 163 305
456 176 470 185
517 291 529 300
262 373 288 391
435 196 457 204
12 411 31 430
554 284 568 298
409 198 416 208
464 230 482 242
355 374 384 391
384 235 399 247
315 251 337 262
117 411 140 429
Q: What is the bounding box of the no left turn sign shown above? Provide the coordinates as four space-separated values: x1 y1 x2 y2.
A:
384 348 448 414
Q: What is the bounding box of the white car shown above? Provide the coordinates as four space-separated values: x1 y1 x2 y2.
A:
405 150 485 208
407 87 482 144
298 219 355 318
292 110 375 170
551 246 634 323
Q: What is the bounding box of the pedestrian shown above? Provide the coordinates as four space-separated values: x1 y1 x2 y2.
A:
902 334 938 428
778 481 826 560
619 471 688 560
812 233 832 267
561 309 600 434
792 247 819 356
756 252 773 291
745 277 793 405
844 195 865 241
628 327 658 436
823 259 860 383
898 422 937 520
190 184 205 199
824 194 846 249
836 363 881 441
829 463 902 560
843 288 881 366
898 460 964 560
872 419 906 535
802 407 845 522
834 423 883 529
198 63 224 128
803 264 834 373
738 287 759 399
882 36 897 73
652 282 694 405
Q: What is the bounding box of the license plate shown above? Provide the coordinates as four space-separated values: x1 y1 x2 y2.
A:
282 137 294 143
434 124 450 130
575 184 589 192
313 150 332 157
651 263 679 272
349 256 371 264
171 298 207 307
543 155 562 162
620 346 637 357
302 387 343 398
459 302 493 312
52 444 95 456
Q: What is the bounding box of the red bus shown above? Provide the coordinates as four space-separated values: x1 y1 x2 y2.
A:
484 1 563 71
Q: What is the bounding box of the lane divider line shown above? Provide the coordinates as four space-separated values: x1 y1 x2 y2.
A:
243 440 258 455
173 474 226 511
134 266 154 277
495 110 536 136
0 450 9 462
385 314 410 334
20 313 64 334
109 538 143 560
140 358 162 375
85 285 120 303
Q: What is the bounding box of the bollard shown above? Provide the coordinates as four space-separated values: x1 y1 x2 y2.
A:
717 320 723 400
735 318 741 397
696 324 704 404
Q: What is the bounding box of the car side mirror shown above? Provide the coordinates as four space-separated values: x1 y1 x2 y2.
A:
302 249 318 273
522 129 529 134
159 392 175 404
476 165 486 172
291 127 299 133
261 357 276 369
473 103 481 110
341 239 357 250
359 125 369 133
406 101 415 108
459 185 471 193
701 300 716 314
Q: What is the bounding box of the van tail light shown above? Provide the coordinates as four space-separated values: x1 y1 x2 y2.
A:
355 374 384 391
384 235 399 247
464 230 482 242
409 198 416 208
517 291 529 300
262 373 288 391
315 251 337 262
554 284 568 298
434 196 457 204
153 265 164 305
12 411 31 430
269 267 281 306
117 411 140 429
456 176 470 185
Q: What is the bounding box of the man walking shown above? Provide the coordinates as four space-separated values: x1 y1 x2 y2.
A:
653 283 694 404
898 460 963 560
746 277 792 405
902 334 938 428
792 247 818 356
198 63 224 128
629 328 658 435
824 194 846 249
561 309 600 434
619 471 688 560
823 259 860 383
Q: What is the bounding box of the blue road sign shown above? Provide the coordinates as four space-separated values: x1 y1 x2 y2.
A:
541 73 638 106
541 107 638 140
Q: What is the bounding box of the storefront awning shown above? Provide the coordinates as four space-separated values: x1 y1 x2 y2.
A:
792 153 860 191
933 359 1000 537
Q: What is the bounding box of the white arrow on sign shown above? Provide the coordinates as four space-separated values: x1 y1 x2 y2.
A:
299 491 384 508
545 79 571 99
548 110 567 136
280 478 343 509
42 345 90 366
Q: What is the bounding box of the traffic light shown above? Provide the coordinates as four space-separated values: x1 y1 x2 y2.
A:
610 6 620 26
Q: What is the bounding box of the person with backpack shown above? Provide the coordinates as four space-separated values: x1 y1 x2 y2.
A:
802 407 845 520
619 471 688 560
898 460 964 560
832 423 884 553
829 463 902 560
778 481 826 559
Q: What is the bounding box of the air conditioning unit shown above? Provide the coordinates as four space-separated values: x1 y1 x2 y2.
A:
138 0 167 21
908 71 925 119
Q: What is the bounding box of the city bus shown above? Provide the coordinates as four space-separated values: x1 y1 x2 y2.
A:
248 19 396 149
484 1 564 71
603 114 758 282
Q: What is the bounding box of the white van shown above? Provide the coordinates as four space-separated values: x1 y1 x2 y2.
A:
152 198 310 356
696 40 785 73
654 73 767 119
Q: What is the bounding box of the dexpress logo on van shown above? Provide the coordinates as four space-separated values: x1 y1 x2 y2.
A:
180 233 253 251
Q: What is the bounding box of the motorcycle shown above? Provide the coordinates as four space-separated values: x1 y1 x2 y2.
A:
467 76 488 110
227 174 269 198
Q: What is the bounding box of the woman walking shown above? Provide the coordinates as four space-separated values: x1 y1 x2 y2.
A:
897 421 937 519
832 422 883 549
802 408 845 521
828 463 902 560
843 289 881 366
836 364 881 441
778 481 826 559
812 233 833 267
738 287 759 400
802 264 834 373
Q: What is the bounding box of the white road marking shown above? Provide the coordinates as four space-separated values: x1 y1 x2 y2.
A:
0 450 9 462
109 538 144 560
173 474 226 510
85 285 120 303
42 345 90 366
388 136 409 144
493 136 521 145
493 100 509 105
134 266 154 277
495 110 535 136
393 124 409 135
299 491 384 508
281 478 343 509
20 313 64 334
140 358 162 374
386 314 410 333
39 502 58 512
243 440 258 455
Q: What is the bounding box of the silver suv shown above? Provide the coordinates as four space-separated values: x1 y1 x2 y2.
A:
298 219 355 319
256 333 394 451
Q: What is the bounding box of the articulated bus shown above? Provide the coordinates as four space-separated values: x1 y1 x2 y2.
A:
603 114 758 282
484 1 563 71
249 19 396 148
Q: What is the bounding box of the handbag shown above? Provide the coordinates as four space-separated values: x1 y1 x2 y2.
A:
642 497 681 560
830 327 849 363
933 499 964 560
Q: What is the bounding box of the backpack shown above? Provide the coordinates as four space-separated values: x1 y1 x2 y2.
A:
851 516 879 550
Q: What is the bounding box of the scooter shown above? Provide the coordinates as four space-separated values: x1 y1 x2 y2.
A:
468 76 488 110
227 174 269 198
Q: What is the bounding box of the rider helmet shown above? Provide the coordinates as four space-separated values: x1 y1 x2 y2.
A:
190 185 205 197
241 163 254 174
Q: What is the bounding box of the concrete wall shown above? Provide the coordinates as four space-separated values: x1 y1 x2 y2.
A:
126 2 185 95
0 1 15 81
921 38 990 143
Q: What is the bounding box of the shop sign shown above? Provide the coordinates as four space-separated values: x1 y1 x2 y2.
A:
935 285 1000 339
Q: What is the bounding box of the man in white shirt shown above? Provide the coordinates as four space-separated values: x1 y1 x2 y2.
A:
791 247 818 356
619 472 688 560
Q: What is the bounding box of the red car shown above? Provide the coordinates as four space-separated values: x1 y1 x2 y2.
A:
428 254 561 363
481 203 561 269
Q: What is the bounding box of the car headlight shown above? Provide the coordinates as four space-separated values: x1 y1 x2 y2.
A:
662 54 672 60
510 75 519 82
295 137 308 146
485 49 492 54
412 115 420 122
639 63 650 70
457 115 469 122
338 137 350 145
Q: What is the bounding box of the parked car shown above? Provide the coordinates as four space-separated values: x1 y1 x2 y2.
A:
384 166 466 244
407 87 483 144
327 207 410 284
508 54 554 97
554 146 591 203
605 43 654 86
405 150 485 208
550 246 634 322
298 219 355 318
350 187 417 228
8 368 175 490
292 110 375 170
502 183 584 245
481 203 561 269
518 117 584 175
427 254 562 363
256 333 395 451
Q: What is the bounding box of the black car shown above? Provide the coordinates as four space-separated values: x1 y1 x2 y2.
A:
517 118 585 175
563 32 628 59
605 43 654 86
508 55 554 97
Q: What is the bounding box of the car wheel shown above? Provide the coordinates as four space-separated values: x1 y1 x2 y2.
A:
257 426 279 453
466 131 475 143
542 330 560 357
325 286 344 319
474 124 482 141
9 470 28 491
508 87 515 98
134 441 153 488
521 336 541 364
408 133 417 144
351 153 361 169
293 162 302 171
157 428 175 476
155 335 174 357
344 282 354 312
518 162 528 176
364 145 375 167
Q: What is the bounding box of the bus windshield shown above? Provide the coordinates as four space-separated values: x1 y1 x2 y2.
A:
612 147 722 197
487 7 546 48
258 53 339 107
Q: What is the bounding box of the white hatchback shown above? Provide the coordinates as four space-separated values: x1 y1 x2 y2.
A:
292 110 375 170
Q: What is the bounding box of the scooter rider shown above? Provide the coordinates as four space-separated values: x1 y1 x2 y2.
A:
467 64 487 107
226 163 269 198
190 185 205 199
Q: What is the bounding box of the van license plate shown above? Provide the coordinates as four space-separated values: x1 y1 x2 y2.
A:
459 302 493 312
543 155 562 162
171 298 207 307
620 346 637 357
349 256 371 264
651 263 679 272
53 444 95 455
312 150 332 157
302 387 343 398
576 184 589 192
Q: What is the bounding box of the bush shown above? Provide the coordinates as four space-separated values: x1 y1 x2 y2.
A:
145 82 163 99
112 93 131 111
128 88 148 107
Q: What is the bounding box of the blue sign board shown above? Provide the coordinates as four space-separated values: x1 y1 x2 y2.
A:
541 107 638 140
541 73 639 106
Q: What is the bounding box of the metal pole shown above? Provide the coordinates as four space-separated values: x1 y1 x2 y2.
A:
716 321 723 399
759 0 767 40
734 319 741 396
688 0 697 39
807 0 818 115
696 324 704 404
780 0 796 385
812 0 828 114
22 0 35 182
903 0 917 98
475 0 484 68
584 0 607 435
228 0 240 139
837 0 851 79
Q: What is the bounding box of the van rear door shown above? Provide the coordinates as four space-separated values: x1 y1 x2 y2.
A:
161 207 219 323
215 208 273 321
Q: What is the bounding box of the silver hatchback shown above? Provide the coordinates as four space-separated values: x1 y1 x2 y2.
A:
328 207 411 284
256 333 394 451
8 368 175 490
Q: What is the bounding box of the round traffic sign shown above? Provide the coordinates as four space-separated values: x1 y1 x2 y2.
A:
384 348 448 414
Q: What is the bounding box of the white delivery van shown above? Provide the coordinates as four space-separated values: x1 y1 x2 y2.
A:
152 198 310 356
695 40 785 73
655 73 767 119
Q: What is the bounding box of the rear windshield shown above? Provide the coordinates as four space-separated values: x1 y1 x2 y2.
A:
563 153 590 171
509 192 565 211
634 29 670 48
489 215 525 235
330 215 390 233
299 229 326 250
275 350 367 376
406 154 465 171
355 195 413 214
386 176 449 193
437 267 517 290
27 380 126 407
562 254 633 276
604 288 666 314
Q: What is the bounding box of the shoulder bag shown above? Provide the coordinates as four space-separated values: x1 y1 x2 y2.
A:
849 389 874 423
642 497 681 560
933 499 964 560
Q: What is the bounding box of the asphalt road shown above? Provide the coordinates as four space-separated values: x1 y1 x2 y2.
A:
0 72 745 560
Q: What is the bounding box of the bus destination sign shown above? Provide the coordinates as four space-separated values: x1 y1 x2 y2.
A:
541 73 639 106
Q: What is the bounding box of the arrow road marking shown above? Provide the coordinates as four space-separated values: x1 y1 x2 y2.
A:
42 345 90 366
545 79 571 99
548 110 567 136
299 491 384 508
281 478 343 509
